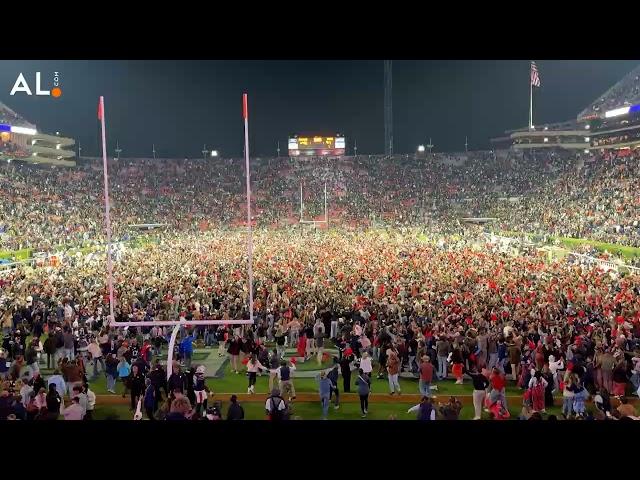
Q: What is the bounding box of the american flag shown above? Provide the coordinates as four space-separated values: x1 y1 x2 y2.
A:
531 61 541 87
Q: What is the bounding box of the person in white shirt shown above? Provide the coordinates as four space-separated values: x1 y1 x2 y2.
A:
548 355 565 391
359 351 373 376
246 354 267 394
87 338 105 379
265 388 287 420
85 385 96 420
64 303 74 321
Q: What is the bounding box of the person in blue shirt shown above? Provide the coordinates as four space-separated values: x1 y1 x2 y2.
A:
180 334 195 369
317 370 332 420
117 358 131 398
143 378 156 420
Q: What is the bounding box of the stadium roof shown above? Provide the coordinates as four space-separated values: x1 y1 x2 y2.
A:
0 100 36 129
577 64 640 121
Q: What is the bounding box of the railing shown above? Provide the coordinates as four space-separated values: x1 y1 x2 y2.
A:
567 252 619 272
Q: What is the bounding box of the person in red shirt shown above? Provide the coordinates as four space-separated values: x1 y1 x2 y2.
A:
419 356 435 398
489 367 508 410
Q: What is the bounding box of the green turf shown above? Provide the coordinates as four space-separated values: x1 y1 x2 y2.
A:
499 230 640 260
36 357 534 398
89 400 564 421
281 356 334 371
212 362 529 396
191 352 210 362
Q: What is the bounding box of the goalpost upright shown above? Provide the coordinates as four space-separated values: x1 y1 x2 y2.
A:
107 94 257 379
299 180 329 229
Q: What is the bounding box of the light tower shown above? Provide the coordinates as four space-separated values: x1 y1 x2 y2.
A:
202 144 209 160
115 141 122 160
384 60 393 155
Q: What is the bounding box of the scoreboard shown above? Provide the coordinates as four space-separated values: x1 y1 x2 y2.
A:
288 135 346 156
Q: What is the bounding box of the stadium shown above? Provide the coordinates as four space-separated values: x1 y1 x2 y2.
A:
1 60 639 422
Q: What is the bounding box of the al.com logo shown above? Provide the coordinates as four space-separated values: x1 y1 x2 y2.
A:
10 72 62 98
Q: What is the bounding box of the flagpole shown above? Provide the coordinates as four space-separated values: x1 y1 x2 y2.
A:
243 93 254 324
99 96 115 321
529 62 533 130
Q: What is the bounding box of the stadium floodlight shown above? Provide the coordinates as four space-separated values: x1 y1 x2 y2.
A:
585 124 590 130
417 145 425 152
543 138 549 143
605 106 630 118
56 143 61 150
544 126 548 130
584 137 590 142
211 150 218 157
584 149 590 153
11 126 37 135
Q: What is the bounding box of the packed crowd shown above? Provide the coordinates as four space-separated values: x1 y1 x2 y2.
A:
2 147 640 255
491 149 640 246
0 102 31 128
1 229 639 420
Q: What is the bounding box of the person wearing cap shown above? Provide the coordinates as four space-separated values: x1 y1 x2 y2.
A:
265 388 287 421
418 355 434 398
386 348 401 395
226 394 245 420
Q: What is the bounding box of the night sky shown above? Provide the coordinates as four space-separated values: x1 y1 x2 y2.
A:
0 60 638 157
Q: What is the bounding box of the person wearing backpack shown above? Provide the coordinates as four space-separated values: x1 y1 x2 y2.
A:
265 388 287 421
355 368 371 418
